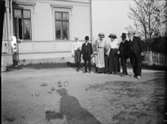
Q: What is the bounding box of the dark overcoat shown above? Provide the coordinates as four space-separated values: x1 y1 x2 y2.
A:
81 42 93 60
119 40 131 58
130 36 142 55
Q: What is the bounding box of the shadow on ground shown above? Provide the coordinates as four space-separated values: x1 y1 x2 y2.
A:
6 62 167 71
55 88 101 124
6 63 69 71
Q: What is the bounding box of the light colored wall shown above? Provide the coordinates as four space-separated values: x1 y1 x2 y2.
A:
32 0 90 41
13 0 91 41
71 4 91 40
18 41 73 60
13 0 90 63
33 2 53 41
18 41 73 54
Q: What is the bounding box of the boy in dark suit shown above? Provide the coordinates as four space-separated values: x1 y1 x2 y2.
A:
81 36 93 73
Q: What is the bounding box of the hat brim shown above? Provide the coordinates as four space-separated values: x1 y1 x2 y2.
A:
99 35 104 38
121 35 126 38
109 35 116 39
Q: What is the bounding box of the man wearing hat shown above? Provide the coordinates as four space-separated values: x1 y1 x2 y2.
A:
81 36 93 73
119 33 131 75
128 31 143 79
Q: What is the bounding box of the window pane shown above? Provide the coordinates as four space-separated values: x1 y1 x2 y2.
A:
13 8 32 40
23 10 31 18
55 12 62 20
55 21 62 39
62 22 69 40
23 20 31 39
14 9 21 18
18 18 22 39
13 18 19 38
62 12 69 20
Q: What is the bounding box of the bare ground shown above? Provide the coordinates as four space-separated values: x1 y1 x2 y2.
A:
1 67 166 124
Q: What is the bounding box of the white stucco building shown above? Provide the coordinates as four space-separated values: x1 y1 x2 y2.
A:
2 0 92 68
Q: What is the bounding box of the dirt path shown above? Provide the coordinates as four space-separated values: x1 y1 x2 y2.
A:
1 68 165 124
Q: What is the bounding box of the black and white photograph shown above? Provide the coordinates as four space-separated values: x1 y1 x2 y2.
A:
1 0 167 124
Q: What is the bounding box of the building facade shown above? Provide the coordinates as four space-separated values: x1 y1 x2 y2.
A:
2 0 92 66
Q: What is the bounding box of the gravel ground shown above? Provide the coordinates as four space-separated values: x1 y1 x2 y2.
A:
1 67 166 124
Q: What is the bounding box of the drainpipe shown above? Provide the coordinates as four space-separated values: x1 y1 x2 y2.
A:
90 0 93 42
5 0 10 41
10 0 13 36
6 0 13 66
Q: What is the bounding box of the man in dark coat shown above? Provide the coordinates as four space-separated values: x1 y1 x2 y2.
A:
81 36 93 73
128 32 143 79
119 33 131 75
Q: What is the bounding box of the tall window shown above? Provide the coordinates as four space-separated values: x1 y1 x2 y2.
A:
55 11 69 40
13 8 32 40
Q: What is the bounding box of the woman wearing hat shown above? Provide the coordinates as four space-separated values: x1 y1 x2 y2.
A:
108 34 120 74
94 33 106 73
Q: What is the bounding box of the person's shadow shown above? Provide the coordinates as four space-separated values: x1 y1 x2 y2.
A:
56 88 101 124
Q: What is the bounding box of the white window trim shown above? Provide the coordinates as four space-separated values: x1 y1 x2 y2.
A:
13 3 35 41
51 5 72 41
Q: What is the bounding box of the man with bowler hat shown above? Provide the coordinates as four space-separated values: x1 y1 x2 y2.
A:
119 33 131 75
81 36 93 73
128 31 143 79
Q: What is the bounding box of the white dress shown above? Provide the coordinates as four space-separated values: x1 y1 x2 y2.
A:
94 39 105 68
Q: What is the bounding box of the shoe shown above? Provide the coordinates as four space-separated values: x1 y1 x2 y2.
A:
136 76 141 80
122 72 128 75
84 70 87 73
89 71 93 74
121 74 126 77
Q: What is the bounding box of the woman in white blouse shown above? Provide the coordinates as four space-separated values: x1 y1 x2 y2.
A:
108 34 120 74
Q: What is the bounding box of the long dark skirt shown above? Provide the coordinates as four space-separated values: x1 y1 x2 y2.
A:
104 54 110 73
95 67 105 73
109 49 120 74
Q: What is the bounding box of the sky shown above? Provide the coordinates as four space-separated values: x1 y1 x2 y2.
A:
92 0 134 40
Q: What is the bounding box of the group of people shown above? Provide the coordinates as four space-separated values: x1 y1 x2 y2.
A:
72 31 143 79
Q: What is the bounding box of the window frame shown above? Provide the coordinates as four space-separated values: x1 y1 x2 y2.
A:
51 6 72 41
13 7 32 40
55 11 69 40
